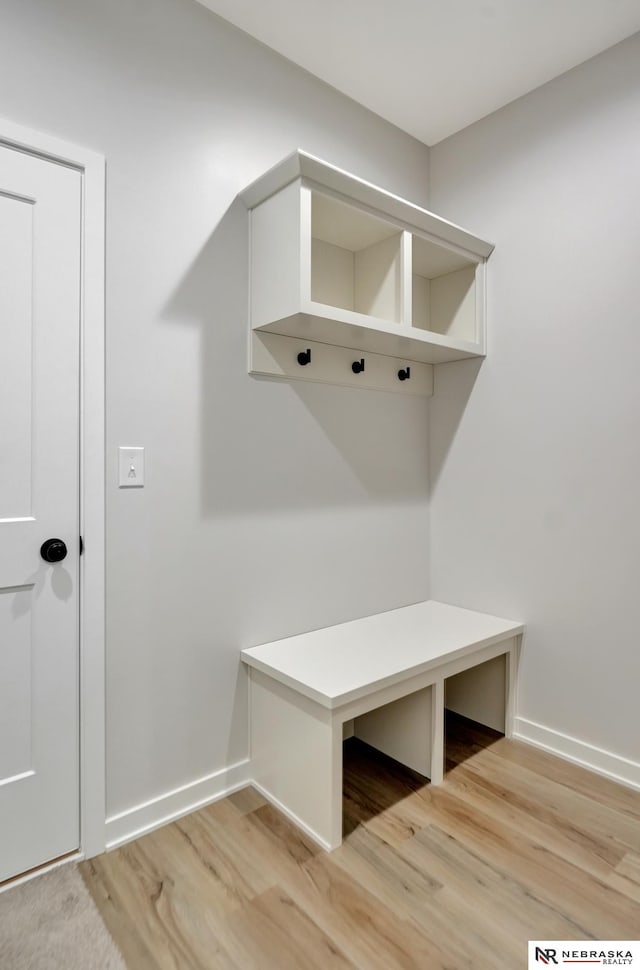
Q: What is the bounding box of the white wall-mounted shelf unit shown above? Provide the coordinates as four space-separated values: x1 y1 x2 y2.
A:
241 151 494 396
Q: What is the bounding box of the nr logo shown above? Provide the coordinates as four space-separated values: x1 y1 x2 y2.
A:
535 948 558 965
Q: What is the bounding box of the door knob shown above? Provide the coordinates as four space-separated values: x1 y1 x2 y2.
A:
40 538 68 563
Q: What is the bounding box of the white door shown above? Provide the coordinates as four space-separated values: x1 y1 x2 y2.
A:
0 143 81 882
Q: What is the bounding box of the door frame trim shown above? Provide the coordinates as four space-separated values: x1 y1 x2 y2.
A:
0 117 106 859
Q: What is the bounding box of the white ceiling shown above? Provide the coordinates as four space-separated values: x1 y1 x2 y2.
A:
196 0 640 145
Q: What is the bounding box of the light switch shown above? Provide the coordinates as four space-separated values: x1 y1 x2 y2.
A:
119 446 145 488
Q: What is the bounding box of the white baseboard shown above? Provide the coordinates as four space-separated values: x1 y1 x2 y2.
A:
514 718 640 792
103 720 640 855
251 780 332 852
105 759 251 850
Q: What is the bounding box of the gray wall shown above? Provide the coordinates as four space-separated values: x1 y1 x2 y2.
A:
429 34 640 770
6 0 634 823
0 0 431 818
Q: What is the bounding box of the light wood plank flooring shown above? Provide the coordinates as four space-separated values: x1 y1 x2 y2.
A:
82 714 640 969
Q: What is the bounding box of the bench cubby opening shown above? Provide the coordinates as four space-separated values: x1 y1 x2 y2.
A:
352 685 434 778
445 653 507 735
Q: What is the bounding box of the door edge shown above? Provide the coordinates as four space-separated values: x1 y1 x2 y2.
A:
0 116 106 860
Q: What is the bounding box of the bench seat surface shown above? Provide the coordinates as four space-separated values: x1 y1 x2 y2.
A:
241 600 523 709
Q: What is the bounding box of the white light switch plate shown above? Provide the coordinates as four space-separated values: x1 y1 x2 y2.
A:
119 446 144 487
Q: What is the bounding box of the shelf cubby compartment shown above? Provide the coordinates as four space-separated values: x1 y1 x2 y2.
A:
411 235 480 345
310 191 403 325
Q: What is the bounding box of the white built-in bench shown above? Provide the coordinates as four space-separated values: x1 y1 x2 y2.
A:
241 600 524 850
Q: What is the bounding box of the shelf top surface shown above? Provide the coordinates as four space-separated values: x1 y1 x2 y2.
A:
241 599 523 709
257 308 485 363
239 150 494 260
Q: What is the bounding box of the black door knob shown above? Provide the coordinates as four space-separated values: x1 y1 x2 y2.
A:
40 538 68 563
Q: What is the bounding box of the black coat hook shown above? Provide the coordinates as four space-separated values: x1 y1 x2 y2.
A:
297 348 311 366
352 358 365 374
398 366 411 381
